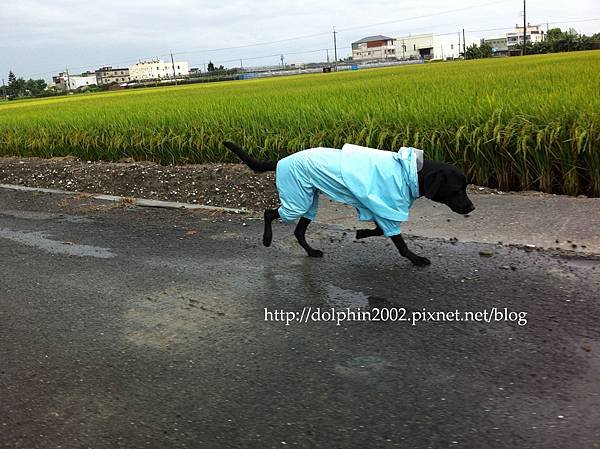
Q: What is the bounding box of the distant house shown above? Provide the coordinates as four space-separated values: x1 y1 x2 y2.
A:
351 35 395 61
507 23 545 51
481 36 509 56
395 33 477 60
52 72 97 91
96 67 130 85
128 58 190 81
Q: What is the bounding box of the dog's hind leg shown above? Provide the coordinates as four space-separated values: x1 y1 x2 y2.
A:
294 217 323 258
355 224 384 240
390 234 430 267
263 209 280 247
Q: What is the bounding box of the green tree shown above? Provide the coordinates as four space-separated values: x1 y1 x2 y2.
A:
479 42 493 58
546 28 565 41
207 61 215 72
25 79 47 96
464 43 494 59
464 43 480 60
7 71 26 98
518 27 596 55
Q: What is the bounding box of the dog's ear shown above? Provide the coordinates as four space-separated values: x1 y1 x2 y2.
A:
423 170 447 199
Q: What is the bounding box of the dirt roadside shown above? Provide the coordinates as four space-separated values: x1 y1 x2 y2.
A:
0 156 561 211
0 156 280 211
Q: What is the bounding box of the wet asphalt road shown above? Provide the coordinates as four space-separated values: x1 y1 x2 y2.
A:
1 189 599 449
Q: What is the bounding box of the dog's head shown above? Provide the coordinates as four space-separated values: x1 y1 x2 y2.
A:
420 161 475 215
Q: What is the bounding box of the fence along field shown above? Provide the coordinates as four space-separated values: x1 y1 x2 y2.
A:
0 50 598 196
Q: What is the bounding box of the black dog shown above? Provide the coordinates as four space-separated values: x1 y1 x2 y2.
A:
224 141 474 266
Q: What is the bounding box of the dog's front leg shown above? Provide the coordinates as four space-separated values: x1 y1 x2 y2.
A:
294 217 323 257
263 209 280 247
355 224 384 239
390 234 430 266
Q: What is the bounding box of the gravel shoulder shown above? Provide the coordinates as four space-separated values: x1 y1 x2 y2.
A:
0 156 280 211
0 156 571 211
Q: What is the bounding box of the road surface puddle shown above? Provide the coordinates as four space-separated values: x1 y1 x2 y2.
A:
0 227 115 258
325 284 370 308
0 209 93 223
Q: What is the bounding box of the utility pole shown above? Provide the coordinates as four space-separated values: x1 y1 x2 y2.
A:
170 51 177 85
326 48 330 64
462 29 466 59
522 0 527 56
333 26 338 71
280 54 285 69
65 68 70 92
458 32 461 58
240 59 243 70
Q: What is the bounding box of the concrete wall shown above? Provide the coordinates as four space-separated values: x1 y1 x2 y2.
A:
53 74 97 91
395 34 434 59
128 60 190 81
395 34 477 60
68 75 97 90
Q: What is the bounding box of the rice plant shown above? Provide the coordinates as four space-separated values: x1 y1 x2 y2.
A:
0 50 598 195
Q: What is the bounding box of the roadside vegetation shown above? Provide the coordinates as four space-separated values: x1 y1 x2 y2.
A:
0 51 598 196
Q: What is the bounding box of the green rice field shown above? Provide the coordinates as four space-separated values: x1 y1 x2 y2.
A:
1 51 599 195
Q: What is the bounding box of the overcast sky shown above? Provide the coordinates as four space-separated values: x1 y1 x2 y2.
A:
1 0 598 81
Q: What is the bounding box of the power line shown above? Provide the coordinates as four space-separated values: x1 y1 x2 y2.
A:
174 0 510 58
190 47 352 67
335 0 509 32
541 18 600 25
465 18 600 34
12 16 600 80
171 31 332 57
23 53 168 78
10 1 512 79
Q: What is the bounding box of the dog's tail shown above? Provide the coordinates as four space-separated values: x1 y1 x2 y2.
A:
223 141 278 172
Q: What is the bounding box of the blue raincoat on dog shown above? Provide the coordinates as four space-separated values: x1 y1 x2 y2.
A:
276 144 422 237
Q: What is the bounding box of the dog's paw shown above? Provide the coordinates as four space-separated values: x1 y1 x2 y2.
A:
263 232 272 247
308 249 324 258
355 229 368 239
411 256 431 267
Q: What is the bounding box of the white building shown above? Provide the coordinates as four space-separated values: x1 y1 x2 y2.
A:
507 24 545 49
52 71 97 91
352 35 396 61
128 58 189 81
394 33 478 60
